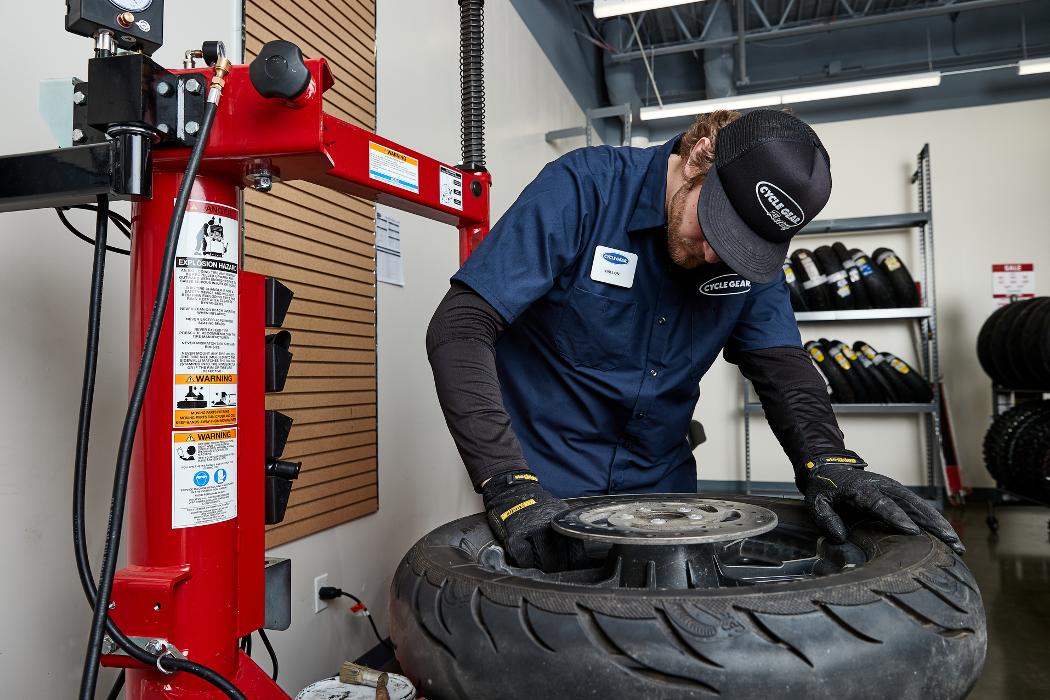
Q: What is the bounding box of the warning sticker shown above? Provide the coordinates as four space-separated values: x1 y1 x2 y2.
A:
172 429 237 528
439 165 463 210
173 200 238 428
368 142 419 194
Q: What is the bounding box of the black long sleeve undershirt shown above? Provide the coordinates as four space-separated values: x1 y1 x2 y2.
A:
427 282 845 492
726 345 846 468
426 282 525 491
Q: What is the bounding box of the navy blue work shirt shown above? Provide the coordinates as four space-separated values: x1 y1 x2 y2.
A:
452 137 801 498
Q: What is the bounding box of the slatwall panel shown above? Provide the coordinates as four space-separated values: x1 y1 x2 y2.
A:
244 0 378 548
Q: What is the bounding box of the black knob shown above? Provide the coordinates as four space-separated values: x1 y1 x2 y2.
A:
249 40 311 100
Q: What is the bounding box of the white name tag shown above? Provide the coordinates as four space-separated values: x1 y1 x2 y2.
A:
590 245 638 288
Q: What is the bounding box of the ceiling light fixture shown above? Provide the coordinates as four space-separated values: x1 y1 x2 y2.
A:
593 0 704 20
639 71 943 121
1017 57 1050 75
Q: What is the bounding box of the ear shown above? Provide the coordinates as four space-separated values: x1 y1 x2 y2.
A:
682 136 712 180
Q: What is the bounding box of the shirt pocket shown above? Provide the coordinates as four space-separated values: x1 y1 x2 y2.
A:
556 285 637 371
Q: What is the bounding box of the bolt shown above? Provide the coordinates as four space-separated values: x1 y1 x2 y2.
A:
101 637 117 655
108 601 116 609
156 81 172 97
117 12 135 28
72 129 85 143
185 78 202 95
144 639 167 656
72 91 86 105
185 121 200 135
253 175 273 192
156 123 169 134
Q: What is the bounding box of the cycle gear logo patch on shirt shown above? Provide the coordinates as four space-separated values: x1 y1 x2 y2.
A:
590 245 638 288
755 181 805 230
699 273 752 296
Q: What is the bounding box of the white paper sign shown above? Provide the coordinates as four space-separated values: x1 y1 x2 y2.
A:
377 211 404 286
992 263 1035 308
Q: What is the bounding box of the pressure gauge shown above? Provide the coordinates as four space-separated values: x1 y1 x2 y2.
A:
67 0 164 55
109 0 153 10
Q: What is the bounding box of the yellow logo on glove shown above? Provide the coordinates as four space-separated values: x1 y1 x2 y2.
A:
500 499 537 521
512 473 538 482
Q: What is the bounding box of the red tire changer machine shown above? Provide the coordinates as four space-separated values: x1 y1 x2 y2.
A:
0 1 490 697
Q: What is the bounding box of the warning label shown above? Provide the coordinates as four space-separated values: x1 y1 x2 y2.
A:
173 200 238 428
172 429 237 528
439 165 463 210
368 141 419 194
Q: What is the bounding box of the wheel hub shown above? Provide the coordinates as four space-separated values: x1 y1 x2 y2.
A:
552 497 779 588
553 497 777 545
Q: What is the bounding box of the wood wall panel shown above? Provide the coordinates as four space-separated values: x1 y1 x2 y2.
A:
245 0 377 548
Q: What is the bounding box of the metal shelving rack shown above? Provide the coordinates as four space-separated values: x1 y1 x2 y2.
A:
742 145 942 498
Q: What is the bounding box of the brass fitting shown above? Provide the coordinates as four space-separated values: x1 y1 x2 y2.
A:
209 57 233 92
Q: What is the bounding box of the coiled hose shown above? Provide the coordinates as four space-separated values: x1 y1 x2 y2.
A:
459 0 486 172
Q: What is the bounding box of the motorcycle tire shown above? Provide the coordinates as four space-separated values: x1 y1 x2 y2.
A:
832 242 872 309
872 247 920 308
791 249 833 311
813 245 857 310
389 495 986 700
849 248 897 309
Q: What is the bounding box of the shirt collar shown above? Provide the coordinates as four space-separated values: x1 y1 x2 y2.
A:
626 134 682 233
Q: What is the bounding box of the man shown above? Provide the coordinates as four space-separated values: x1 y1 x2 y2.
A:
427 109 963 570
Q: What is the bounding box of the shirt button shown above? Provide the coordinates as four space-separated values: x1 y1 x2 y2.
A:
657 316 667 325
649 369 658 376
636 412 646 419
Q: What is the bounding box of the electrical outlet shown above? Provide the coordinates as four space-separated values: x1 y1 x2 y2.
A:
314 573 329 614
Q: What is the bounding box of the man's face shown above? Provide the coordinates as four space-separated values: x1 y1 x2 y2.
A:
666 180 722 269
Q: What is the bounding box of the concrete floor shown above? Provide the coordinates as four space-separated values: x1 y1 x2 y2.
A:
949 501 1050 699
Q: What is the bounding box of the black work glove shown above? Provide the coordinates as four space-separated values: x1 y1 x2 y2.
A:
796 452 965 555
482 471 572 571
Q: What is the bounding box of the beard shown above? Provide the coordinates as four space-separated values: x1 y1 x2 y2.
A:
666 182 707 269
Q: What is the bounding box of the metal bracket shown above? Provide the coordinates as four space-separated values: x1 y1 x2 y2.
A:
101 635 186 672
544 103 633 147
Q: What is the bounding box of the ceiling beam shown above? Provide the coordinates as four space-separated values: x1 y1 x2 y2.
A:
610 0 1033 62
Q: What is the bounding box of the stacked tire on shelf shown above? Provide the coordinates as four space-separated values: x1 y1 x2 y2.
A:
804 339 932 404
784 244 919 311
976 297 1050 389
977 297 1050 498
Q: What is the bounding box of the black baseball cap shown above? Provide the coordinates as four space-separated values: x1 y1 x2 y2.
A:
698 110 831 284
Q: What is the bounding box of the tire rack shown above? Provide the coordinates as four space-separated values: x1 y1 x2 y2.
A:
741 145 943 500
984 386 1050 533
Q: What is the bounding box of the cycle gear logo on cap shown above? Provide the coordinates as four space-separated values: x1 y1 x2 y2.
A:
755 181 805 231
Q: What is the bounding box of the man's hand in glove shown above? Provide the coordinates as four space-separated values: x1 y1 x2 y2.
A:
797 453 965 555
482 471 572 571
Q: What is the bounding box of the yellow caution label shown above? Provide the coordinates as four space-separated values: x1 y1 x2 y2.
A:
500 499 537 521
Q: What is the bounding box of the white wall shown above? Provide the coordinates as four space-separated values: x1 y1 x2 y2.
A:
0 3 241 697
262 1 589 693
695 99 1050 490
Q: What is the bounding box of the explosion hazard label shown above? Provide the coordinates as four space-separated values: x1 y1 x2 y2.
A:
173 200 238 428
172 429 237 528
